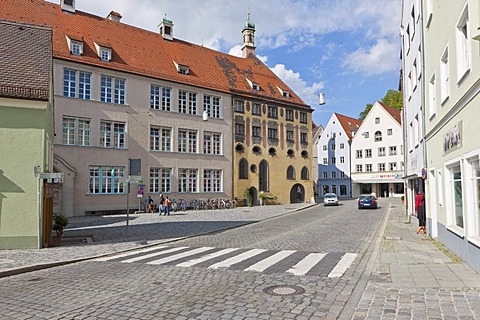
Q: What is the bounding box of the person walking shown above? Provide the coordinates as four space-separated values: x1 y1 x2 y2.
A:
415 191 426 234
146 196 154 213
158 194 165 215
163 196 171 216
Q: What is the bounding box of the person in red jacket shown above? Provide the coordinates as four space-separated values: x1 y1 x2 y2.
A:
415 191 426 234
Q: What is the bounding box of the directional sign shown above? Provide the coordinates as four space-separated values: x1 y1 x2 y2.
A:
39 172 64 183
128 175 143 184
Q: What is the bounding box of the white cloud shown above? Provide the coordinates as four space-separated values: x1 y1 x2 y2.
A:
341 38 400 75
271 64 324 106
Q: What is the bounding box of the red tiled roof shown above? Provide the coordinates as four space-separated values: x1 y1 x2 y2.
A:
334 113 363 140
378 101 402 125
0 0 310 109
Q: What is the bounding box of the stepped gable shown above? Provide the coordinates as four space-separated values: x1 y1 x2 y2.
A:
0 0 310 109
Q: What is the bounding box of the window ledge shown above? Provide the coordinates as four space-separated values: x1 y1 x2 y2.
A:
468 237 480 249
447 225 465 239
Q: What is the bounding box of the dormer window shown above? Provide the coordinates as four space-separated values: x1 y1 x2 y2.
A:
174 61 189 75
94 42 112 62
246 78 260 91
66 35 83 56
277 86 290 98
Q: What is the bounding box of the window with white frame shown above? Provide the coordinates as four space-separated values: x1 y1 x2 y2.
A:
331 171 336 179
375 131 382 142
63 69 91 99
204 132 221 155
253 126 262 138
448 164 464 228
379 163 386 171
440 46 450 104
469 158 480 237
412 59 417 91
389 162 397 171
150 127 171 152
389 146 397 156
100 48 111 62
340 143 345 149
456 4 470 82
387 129 393 135
366 164 372 172
340 156 345 164
300 132 307 143
178 129 197 153
356 164 363 172
363 132 369 138
268 128 278 140
323 158 327 165
415 114 420 145
267 106 278 118
300 112 307 123
235 123 244 136
365 149 372 158
323 171 328 179
378 147 386 156
286 130 294 141
70 40 83 56
375 117 380 124
405 25 411 53
340 171 345 178
331 144 336 150
149 167 172 193
178 90 197 115
417 46 422 79
428 73 436 119
407 72 413 99
331 157 336 164
234 100 244 113
286 109 294 121
426 0 433 27
356 150 363 158
88 166 125 194
178 168 198 193
323 145 327 151
101 76 125 104
252 103 261 115
62 117 90 146
204 95 221 118
150 85 171 111
100 121 126 148
204 169 222 192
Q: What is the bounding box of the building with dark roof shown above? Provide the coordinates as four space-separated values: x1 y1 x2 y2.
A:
0 20 54 248
0 0 313 215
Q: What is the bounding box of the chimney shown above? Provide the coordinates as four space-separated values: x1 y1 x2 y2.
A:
61 0 75 14
107 11 122 22
159 15 174 41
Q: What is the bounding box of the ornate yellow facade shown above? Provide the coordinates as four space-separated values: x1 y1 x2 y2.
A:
233 98 314 205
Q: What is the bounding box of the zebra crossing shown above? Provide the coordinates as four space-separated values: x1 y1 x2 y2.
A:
94 245 357 278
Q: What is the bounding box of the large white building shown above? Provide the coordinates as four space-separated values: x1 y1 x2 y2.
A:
401 0 427 218
317 113 362 198
351 101 404 198
422 0 480 273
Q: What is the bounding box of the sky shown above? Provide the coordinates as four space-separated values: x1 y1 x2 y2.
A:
48 0 402 127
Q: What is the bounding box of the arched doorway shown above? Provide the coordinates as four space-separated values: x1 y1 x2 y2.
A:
290 184 305 203
249 186 258 206
259 160 269 192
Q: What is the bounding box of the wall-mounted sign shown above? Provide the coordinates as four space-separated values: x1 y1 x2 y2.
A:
443 121 462 155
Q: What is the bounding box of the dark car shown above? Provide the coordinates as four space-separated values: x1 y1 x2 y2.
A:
358 195 378 209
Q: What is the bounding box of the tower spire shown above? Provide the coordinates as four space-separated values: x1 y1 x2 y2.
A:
241 11 256 58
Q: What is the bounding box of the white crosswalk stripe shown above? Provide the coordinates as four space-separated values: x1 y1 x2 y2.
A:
147 247 214 265
93 245 357 277
328 253 357 278
286 253 326 276
245 250 296 272
208 249 267 269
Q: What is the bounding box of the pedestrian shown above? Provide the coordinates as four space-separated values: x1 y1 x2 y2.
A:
159 194 165 215
415 191 426 234
163 196 171 215
146 196 154 213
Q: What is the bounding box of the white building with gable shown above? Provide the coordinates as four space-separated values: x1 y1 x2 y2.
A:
351 101 404 198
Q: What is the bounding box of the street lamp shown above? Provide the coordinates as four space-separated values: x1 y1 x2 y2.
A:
318 93 325 105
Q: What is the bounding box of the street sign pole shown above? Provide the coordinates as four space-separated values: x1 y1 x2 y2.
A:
126 181 130 235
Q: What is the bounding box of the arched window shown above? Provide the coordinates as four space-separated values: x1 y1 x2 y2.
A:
286 165 295 180
375 131 382 142
259 160 269 191
301 166 309 180
239 158 248 179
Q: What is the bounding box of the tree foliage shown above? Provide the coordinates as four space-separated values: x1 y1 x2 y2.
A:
359 89 402 120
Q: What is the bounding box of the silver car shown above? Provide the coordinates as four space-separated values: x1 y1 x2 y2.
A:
323 193 339 206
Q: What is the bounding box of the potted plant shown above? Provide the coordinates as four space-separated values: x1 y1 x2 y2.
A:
52 213 69 246
244 188 253 207
401 195 405 204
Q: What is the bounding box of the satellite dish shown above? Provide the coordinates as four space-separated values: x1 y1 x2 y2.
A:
202 110 208 121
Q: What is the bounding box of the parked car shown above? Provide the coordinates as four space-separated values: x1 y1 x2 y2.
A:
323 193 339 206
358 195 378 209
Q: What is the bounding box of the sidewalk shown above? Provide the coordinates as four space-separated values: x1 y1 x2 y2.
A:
351 201 480 319
0 203 312 277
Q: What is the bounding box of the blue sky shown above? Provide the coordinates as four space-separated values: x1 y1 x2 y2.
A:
48 0 402 127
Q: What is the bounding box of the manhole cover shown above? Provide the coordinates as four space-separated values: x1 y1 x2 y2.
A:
263 285 305 296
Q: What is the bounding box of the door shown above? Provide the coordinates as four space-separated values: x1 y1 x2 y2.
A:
290 184 305 203
428 169 438 237
42 182 54 248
